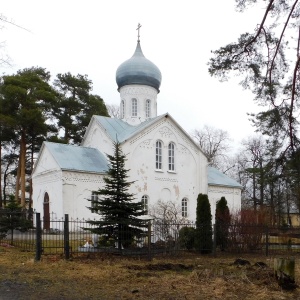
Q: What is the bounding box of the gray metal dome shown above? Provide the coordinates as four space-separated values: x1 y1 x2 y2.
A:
116 42 162 92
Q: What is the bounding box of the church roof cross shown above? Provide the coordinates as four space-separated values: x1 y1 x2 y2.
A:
136 23 142 42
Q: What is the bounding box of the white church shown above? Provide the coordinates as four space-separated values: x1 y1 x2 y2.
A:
32 35 242 229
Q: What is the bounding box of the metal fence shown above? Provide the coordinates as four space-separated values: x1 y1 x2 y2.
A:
1 212 300 260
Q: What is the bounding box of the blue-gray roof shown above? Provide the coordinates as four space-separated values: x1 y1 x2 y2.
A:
208 166 242 188
94 115 162 143
116 42 162 92
44 142 108 173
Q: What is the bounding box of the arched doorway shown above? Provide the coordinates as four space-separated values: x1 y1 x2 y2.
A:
43 192 50 230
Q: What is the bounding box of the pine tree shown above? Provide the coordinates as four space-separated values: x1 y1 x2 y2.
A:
215 196 230 251
195 193 212 254
86 142 147 249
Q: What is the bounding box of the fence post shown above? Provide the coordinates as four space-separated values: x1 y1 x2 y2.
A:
35 213 42 261
265 226 269 256
64 214 70 259
148 220 152 261
213 223 217 257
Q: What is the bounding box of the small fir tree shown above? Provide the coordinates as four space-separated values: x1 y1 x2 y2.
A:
215 196 231 251
0 197 32 243
195 193 212 254
85 142 147 249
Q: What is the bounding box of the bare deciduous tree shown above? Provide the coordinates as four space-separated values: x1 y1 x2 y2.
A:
106 104 120 118
192 125 232 169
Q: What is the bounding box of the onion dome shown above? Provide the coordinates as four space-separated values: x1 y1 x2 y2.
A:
116 42 162 92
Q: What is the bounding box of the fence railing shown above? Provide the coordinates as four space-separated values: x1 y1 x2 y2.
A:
1 212 300 260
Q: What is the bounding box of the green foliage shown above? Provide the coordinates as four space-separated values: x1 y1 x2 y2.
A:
179 226 195 250
195 194 212 254
208 1 299 152
85 142 147 249
215 197 230 251
53 73 109 144
0 198 32 242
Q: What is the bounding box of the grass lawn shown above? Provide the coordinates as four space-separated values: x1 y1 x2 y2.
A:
0 245 300 299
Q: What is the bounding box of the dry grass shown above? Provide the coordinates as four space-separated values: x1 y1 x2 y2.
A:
0 245 300 299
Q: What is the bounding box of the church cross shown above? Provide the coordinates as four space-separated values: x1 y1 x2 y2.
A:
136 23 142 42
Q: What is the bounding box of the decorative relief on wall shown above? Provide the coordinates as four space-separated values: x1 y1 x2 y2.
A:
34 170 62 184
155 177 178 183
169 123 199 155
208 186 234 195
63 172 105 184
121 86 156 97
178 144 189 155
159 126 174 139
129 119 165 145
139 139 152 149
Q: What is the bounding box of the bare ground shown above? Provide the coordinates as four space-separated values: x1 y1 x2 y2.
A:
0 245 300 300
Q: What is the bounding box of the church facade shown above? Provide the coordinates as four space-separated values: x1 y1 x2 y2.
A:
32 39 241 227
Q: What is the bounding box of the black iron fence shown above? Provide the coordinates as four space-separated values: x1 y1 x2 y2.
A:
1 212 300 259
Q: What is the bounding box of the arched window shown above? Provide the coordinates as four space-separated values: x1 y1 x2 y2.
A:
141 195 149 214
168 142 175 171
145 99 151 118
156 140 162 170
121 100 125 118
132 98 137 117
182 198 188 217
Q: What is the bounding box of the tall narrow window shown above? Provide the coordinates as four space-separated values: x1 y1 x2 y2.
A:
182 198 188 217
156 140 162 170
91 191 98 210
141 195 149 214
132 98 137 117
121 100 125 118
146 99 151 118
168 142 175 171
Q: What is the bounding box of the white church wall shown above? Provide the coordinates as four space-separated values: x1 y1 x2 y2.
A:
119 85 158 125
32 170 64 222
61 171 105 220
208 185 242 224
122 116 208 221
33 146 61 176
81 118 114 156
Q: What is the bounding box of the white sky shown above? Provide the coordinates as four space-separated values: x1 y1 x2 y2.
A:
1 0 265 147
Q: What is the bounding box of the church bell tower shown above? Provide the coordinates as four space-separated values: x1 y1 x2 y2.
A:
115 24 162 125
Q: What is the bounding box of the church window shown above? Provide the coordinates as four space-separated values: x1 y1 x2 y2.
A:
132 98 137 117
182 198 188 217
168 142 175 171
156 141 162 170
91 192 98 211
141 195 149 214
146 99 151 118
121 100 125 118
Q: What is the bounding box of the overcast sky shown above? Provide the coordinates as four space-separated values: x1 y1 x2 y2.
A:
1 0 265 148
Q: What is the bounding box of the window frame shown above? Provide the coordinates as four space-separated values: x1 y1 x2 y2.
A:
131 98 137 117
182 198 188 218
145 99 151 118
168 142 175 171
91 191 98 210
121 100 125 118
141 195 149 214
156 140 163 170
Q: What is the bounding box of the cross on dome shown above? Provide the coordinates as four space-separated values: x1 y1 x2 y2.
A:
136 23 142 42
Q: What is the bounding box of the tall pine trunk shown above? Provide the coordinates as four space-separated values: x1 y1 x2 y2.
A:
20 130 26 208
15 152 21 204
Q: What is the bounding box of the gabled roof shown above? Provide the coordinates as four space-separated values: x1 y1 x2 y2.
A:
93 115 160 143
208 166 242 189
40 142 108 173
87 113 205 156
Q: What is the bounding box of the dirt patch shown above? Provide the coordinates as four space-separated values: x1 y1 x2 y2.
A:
127 263 194 271
0 247 300 299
